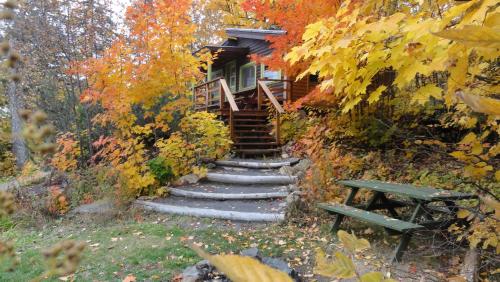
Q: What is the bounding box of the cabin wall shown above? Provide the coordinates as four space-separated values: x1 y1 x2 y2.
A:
290 76 319 102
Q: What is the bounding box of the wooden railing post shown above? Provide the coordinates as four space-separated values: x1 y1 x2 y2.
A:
257 81 262 110
205 83 209 111
276 113 281 145
220 80 225 111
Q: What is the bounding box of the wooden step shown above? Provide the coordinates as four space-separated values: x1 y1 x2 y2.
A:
235 142 278 146
318 203 425 232
234 118 269 123
233 111 268 117
234 124 269 128
234 130 271 134
235 136 275 140
235 142 278 148
234 148 281 154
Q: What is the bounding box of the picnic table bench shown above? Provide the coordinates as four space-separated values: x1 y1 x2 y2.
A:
318 179 477 263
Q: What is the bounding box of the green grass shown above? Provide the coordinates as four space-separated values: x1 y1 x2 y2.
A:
0 215 322 281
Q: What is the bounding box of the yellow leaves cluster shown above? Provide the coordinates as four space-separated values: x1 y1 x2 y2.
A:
155 112 231 180
286 0 499 115
450 132 498 180
93 136 156 198
315 231 395 282
192 246 293 282
454 197 500 254
51 133 81 172
156 133 196 179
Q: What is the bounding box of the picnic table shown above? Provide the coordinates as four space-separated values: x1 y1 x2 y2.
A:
318 179 477 263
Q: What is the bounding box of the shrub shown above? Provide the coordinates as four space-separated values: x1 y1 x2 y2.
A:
147 156 175 186
45 186 69 216
277 111 308 144
153 112 231 182
179 111 232 161
155 133 196 180
51 133 81 172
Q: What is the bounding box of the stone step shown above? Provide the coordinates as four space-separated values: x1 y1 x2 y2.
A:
215 158 300 169
170 188 288 200
136 197 285 222
170 183 289 200
206 172 297 185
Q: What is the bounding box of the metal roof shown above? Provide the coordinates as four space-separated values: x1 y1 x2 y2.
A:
226 28 286 40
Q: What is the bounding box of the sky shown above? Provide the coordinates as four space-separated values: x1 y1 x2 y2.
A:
111 0 132 23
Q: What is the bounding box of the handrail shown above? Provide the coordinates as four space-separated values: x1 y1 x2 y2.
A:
220 79 239 112
258 80 285 114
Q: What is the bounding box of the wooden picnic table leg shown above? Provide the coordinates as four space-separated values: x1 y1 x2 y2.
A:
444 200 458 217
379 193 400 219
365 191 382 210
391 201 426 263
331 187 359 234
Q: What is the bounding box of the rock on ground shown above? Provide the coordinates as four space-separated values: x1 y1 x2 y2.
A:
70 199 115 215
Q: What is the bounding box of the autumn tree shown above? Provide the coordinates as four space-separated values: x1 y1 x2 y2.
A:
242 0 341 75
75 0 211 195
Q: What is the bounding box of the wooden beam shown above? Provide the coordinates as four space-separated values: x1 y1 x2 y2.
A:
258 80 285 114
220 79 239 112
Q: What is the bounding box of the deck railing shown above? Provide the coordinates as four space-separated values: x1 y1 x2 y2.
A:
193 78 239 138
257 80 287 145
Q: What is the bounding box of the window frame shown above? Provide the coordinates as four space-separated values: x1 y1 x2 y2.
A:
225 60 237 92
239 62 257 91
260 64 282 80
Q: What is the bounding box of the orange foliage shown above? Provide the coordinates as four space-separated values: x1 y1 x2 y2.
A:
73 0 208 134
51 133 81 172
46 186 69 216
69 0 210 196
242 0 341 76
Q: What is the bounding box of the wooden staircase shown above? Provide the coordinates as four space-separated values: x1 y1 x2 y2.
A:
233 110 280 157
194 79 289 158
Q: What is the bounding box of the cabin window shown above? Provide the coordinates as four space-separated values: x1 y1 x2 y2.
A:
261 65 281 80
225 61 237 92
239 62 256 90
211 68 223 80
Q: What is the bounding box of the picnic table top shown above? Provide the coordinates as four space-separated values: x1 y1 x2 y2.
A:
338 179 477 201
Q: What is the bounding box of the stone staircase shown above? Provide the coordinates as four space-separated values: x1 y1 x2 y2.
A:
136 158 300 222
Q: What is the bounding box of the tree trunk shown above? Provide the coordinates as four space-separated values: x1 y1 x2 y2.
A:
460 248 479 282
6 71 28 168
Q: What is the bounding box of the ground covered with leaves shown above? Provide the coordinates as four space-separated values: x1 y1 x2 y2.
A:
0 208 488 282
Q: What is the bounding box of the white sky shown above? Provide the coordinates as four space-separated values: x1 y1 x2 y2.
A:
111 0 132 24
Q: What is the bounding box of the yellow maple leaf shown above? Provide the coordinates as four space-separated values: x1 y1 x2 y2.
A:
367 85 387 104
411 84 443 105
434 25 500 48
192 246 293 282
314 249 356 279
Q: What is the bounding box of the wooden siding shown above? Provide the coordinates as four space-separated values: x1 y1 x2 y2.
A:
290 76 318 102
236 38 273 56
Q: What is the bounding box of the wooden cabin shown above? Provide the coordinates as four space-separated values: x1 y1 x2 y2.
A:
193 28 318 157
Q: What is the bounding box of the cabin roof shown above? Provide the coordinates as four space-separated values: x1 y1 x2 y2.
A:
225 28 286 40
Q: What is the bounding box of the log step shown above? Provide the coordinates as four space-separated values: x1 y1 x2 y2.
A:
206 172 297 185
170 187 288 200
214 158 300 169
136 199 285 222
